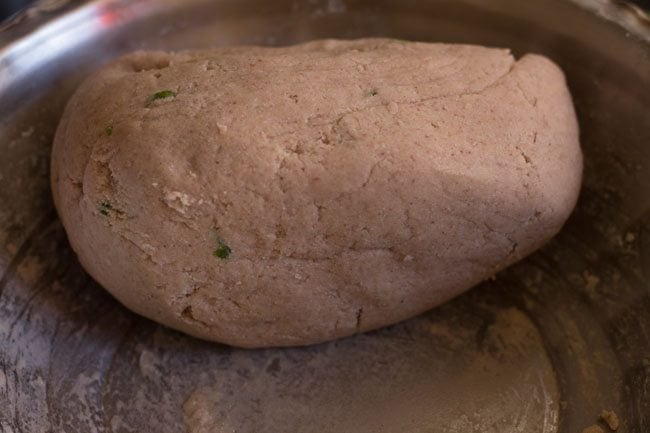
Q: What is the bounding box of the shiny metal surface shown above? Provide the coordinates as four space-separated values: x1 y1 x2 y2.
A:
0 0 649 432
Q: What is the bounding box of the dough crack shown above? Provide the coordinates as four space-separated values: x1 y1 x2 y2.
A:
355 308 364 330
397 59 516 108
180 305 212 329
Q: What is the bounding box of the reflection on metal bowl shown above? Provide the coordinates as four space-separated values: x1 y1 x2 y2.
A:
0 0 649 432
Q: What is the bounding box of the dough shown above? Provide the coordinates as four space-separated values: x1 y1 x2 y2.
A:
600 410 620 430
581 426 605 433
51 39 582 348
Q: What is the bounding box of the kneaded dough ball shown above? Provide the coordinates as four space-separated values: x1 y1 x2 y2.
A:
51 39 582 348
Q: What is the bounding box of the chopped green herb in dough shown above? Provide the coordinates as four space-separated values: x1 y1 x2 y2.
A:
99 201 112 216
146 90 177 106
213 241 232 259
368 89 378 97
105 125 113 136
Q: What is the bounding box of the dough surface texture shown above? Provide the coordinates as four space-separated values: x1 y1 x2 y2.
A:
51 39 582 347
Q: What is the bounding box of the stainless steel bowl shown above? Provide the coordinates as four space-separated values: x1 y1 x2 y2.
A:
1 1 649 432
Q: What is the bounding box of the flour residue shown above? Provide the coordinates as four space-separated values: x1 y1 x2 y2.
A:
182 307 559 433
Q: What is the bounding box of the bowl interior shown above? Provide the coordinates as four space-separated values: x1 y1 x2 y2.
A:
0 1 649 432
